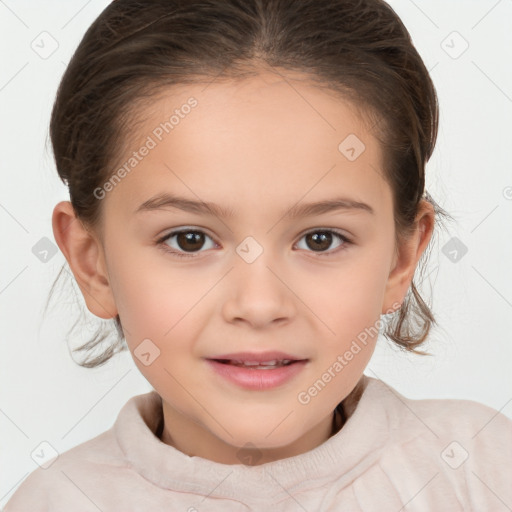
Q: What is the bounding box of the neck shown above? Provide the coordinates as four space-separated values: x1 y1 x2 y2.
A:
156 377 366 465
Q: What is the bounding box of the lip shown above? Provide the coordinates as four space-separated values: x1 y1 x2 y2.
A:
205 358 309 391
208 351 303 363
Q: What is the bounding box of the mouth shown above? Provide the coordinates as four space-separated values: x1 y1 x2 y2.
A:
206 351 308 369
211 358 302 369
205 352 309 390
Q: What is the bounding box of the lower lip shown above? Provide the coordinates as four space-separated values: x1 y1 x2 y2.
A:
205 359 308 390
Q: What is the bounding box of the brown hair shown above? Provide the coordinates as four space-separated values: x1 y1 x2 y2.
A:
46 0 451 368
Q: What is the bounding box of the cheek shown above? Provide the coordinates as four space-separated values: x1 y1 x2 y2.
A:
107 247 207 350
110 262 210 390
312 250 391 335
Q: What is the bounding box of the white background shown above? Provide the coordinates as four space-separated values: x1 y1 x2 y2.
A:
1 0 511 505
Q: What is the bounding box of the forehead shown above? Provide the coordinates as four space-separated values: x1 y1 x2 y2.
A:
103 70 391 221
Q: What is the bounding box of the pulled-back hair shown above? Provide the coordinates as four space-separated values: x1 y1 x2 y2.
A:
46 0 451 367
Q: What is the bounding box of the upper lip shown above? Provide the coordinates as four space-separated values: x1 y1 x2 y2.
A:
207 351 307 363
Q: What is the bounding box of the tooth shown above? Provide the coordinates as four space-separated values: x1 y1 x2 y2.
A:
225 358 296 368
231 360 280 366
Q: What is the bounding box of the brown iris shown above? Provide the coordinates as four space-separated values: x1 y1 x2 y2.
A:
176 231 205 252
305 231 333 252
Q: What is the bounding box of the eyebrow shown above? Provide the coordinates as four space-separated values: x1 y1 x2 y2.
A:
135 192 374 218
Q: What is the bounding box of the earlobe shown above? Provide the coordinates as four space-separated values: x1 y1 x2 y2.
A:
381 200 435 315
52 201 118 319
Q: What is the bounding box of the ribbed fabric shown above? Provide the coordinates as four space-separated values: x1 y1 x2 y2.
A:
5 376 512 511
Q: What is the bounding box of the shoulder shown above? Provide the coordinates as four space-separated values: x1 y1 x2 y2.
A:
365 376 512 441
2 391 157 512
2 469 49 512
382 378 512 447
366 377 512 509
3 428 124 512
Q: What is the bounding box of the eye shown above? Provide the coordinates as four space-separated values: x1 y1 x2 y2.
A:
157 228 217 258
294 229 352 256
156 227 352 259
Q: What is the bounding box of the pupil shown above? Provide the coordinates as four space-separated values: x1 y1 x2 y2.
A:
307 232 332 251
177 231 204 252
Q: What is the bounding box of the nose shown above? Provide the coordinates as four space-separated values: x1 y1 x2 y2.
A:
221 251 296 329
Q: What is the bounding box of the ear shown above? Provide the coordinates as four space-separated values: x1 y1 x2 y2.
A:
52 201 118 319
382 199 435 315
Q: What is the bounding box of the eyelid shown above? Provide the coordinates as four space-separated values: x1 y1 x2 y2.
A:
295 226 352 241
156 225 217 242
155 226 219 257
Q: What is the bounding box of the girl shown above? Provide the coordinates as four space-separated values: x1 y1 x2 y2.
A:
5 0 511 510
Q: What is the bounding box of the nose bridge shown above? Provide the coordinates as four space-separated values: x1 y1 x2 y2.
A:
222 237 294 326
235 237 281 296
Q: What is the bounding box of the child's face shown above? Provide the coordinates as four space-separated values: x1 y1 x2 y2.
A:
84 70 424 463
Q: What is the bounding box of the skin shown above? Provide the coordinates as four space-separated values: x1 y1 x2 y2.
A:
52 67 434 465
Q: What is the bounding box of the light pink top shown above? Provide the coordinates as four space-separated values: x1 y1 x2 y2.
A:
5 376 512 511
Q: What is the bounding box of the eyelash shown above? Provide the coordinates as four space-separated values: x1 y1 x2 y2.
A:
156 227 353 259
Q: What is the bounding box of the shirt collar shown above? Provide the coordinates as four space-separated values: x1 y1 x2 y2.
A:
114 375 392 500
